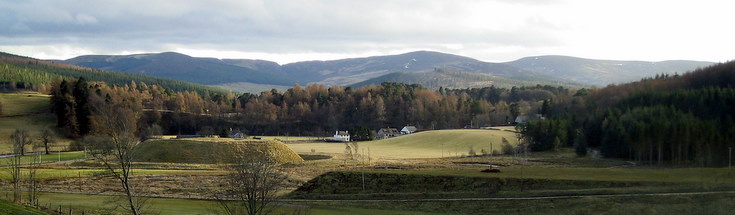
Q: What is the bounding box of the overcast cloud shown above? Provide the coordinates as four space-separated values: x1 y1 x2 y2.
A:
0 0 733 64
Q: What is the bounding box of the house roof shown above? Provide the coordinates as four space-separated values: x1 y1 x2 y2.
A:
337 131 349 136
402 126 417 131
379 128 399 133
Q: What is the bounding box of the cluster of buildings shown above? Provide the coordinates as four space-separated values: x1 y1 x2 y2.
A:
331 125 417 142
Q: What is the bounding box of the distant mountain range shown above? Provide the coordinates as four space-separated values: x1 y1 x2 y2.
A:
60 51 714 93
62 52 292 85
504 55 714 86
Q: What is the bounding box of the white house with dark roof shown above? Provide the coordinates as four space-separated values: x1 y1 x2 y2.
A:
332 130 350 142
401 126 417 135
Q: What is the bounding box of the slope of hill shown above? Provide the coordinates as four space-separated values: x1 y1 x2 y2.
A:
133 138 304 164
350 68 581 89
63 52 293 85
287 129 519 159
506 55 713 86
0 199 49 215
281 51 561 86
0 93 74 154
56 50 714 92
0 51 227 95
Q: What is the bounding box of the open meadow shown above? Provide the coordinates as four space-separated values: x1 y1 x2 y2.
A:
287 129 519 159
0 93 72 154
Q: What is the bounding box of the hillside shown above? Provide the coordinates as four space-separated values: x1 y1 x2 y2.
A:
0 52 227 95
0 93 72 154
523 61 735 166
350 68 581 89
0 199 49 215
281 51 561 86
133 138 304 164
287 129 519 159
55 50 715 92
63 52 293 86
506 55 713 86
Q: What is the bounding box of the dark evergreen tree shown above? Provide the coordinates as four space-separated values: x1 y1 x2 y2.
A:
73 77 91 136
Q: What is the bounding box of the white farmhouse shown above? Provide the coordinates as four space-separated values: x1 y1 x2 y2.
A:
332 130 350 142
400 126 417 135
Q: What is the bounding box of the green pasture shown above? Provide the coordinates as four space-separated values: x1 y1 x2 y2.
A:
258 136 328 141
0 191 445 215
287 129 520 159
0 168 222 180
0 199 48 215
0 93 72 154
0 151 87 166
0 93 50 116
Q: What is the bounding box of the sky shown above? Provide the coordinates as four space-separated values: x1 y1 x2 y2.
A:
0 0 733 64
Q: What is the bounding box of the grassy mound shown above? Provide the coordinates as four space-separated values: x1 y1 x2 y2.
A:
133 138 303 164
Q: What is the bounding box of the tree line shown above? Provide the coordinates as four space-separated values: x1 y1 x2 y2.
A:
49 76 571 139
519 61 735 167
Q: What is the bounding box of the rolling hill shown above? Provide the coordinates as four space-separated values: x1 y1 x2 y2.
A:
0 51 228 95
57 50 715 92
62 52 293 85
505 55 713 86
350 68 579 89
286 129 519 159
280 51 563 86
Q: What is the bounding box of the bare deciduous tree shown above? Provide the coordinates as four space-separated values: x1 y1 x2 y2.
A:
218 147 288 215
41 129 55 154
90 101 145 215
9 129 30 203
27 153 40 207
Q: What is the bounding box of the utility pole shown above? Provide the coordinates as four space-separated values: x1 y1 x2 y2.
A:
729 147 732 168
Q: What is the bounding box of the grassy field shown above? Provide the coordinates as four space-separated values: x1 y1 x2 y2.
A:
0 199 48 215
287 129 519 159
133 138 303 164
0 168 222 180
0 191 448 215
0 151 87 166
258 136 328 142
307 193 735 215
0 93 71 154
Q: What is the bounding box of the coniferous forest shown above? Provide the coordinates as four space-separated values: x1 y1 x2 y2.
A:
520 61 735 166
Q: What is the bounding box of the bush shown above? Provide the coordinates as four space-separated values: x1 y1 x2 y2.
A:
501 142 515 155
574 132 588 157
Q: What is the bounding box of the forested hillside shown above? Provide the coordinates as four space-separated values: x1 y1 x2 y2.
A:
63 52 292 85
350 68 578 90
519 61 735 167
0 52 227 95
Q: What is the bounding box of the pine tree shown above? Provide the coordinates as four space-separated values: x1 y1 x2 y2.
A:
73 77 91 136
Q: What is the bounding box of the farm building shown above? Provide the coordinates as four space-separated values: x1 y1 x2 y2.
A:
514 114 546 124
401 126 417 135
377 128 400 139
332 130 350 142
230 131 247 139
